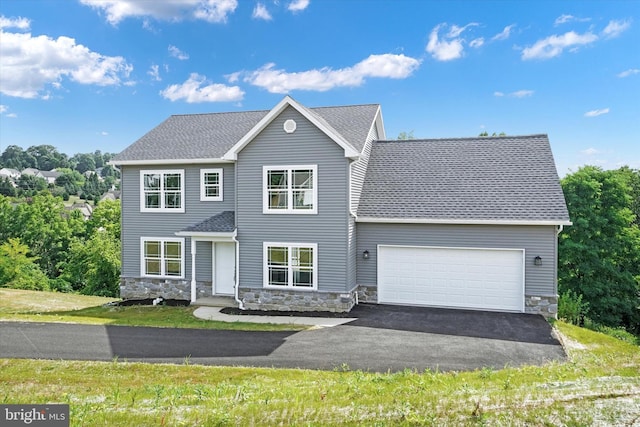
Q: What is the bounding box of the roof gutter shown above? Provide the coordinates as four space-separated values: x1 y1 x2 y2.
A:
357 217 573 226
109 158 234 166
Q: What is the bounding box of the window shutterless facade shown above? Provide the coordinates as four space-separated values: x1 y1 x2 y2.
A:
263 165 317 214
264 242 317 289
140 237 185 278
140 169 184 212
200 168 223 201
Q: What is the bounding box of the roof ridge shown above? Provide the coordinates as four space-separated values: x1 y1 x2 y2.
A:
374 134 548 143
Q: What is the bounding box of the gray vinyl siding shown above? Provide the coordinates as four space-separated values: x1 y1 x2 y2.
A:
236 106 351 293
120 163 235 278
356 223 558 296
350 125 376 213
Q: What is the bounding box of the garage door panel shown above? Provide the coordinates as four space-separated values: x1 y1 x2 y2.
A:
378 246 524 312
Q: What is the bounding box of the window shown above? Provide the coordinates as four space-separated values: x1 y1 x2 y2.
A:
141 238 184 278
200 168 223 201
263 165 317 214
140 170 184 212
264 243 317 289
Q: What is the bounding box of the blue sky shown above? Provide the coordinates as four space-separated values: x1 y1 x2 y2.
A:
0 0 638 175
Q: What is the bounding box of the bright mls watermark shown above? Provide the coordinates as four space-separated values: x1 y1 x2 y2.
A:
1 404 69 426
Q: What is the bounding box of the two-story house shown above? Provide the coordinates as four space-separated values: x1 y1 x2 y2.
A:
111 96 571 317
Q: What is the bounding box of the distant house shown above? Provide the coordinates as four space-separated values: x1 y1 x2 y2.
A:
0 168 21 180
37 170 62 185
111 96 571 317
100 190 121 202
65 202 93 220
21 168 39 176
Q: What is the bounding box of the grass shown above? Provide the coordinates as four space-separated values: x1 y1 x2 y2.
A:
0 322 638 426
0 289 306 332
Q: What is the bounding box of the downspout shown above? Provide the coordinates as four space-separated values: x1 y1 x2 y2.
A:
556 224 564 236
190 239 197 303
349 161 359 306
232 229 244 309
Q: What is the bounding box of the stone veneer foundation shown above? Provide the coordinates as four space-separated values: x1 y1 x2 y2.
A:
121 278 557 319
525 294 558 318
120 277 213 301
239 288 357 312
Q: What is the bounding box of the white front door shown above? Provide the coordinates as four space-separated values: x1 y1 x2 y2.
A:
213 242 235 295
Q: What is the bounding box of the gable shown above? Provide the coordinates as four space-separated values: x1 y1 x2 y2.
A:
222 96 360 161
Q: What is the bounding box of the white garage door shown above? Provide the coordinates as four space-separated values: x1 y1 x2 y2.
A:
378 245 524 312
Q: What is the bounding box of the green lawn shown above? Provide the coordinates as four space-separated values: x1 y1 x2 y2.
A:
0 322 638 426
0 289 305 331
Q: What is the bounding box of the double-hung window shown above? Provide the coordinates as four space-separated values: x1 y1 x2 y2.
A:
263 165 317 214
140 170 184 212
141 237 184 278
264 243 317 289
200 168 223 201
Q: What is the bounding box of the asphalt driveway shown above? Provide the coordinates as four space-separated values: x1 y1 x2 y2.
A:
0 305 565 372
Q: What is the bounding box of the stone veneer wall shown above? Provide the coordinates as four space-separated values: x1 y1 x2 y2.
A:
525 294 558 318
239 288 357 312
356 285 378 303
120 277 213 301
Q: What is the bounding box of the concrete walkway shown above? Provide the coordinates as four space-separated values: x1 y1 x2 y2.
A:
193 306 356 327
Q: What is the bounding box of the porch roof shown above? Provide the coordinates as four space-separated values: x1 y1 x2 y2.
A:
177 211 235 235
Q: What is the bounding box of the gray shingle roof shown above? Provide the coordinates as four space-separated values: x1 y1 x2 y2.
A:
112 103 380 162
357 135 570 223
181 211 235 233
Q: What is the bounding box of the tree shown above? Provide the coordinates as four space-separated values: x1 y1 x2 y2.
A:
26 145 69 170
72 153 96 174
0 238 50 291
397 131 415 140
17 174 47 194
0 145 36 169
87 200 121 240
0 177 16 197
559 166 640 332
60 231 120 297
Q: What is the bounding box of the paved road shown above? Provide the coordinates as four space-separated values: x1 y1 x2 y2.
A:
0 305 566 372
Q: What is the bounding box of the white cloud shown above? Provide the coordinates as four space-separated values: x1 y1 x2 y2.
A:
602 19 631 39
253 3 272 20
491 24 515 41
0 28 133 99
581 147 600 155
584 108 610 117
617 68 640 78
426 23 479 61
160 73 244 102
252 3 272 21
494 90 534 98
0 104 17 118
470 38 484 48
555 14 590 25
101 131 109 136
148 64 161 81
521 31 598 60
0 16 31 30
0 105 6 113
511 89 534 98
168 45 189 60
79 0 238 25
288 0 310 12
241 53 420 93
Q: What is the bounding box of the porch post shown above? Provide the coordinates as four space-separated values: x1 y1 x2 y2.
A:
190 239 197 303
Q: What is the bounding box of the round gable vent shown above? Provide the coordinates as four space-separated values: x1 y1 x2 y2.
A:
283 119 297 133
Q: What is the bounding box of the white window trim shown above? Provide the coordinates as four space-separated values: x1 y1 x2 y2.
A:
140 237 185 279
200 168 224 202
140 169 185 213
263 242 318 290
262 165 318 214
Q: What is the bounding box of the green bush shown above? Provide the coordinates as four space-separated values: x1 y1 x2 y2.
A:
583 318 639 345
558 290 589 325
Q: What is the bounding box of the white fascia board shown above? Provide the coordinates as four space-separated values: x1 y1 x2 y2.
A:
109 158 233 166
373 106 386 140
222 95 360 160
174 231 236 240
356 217 573 226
